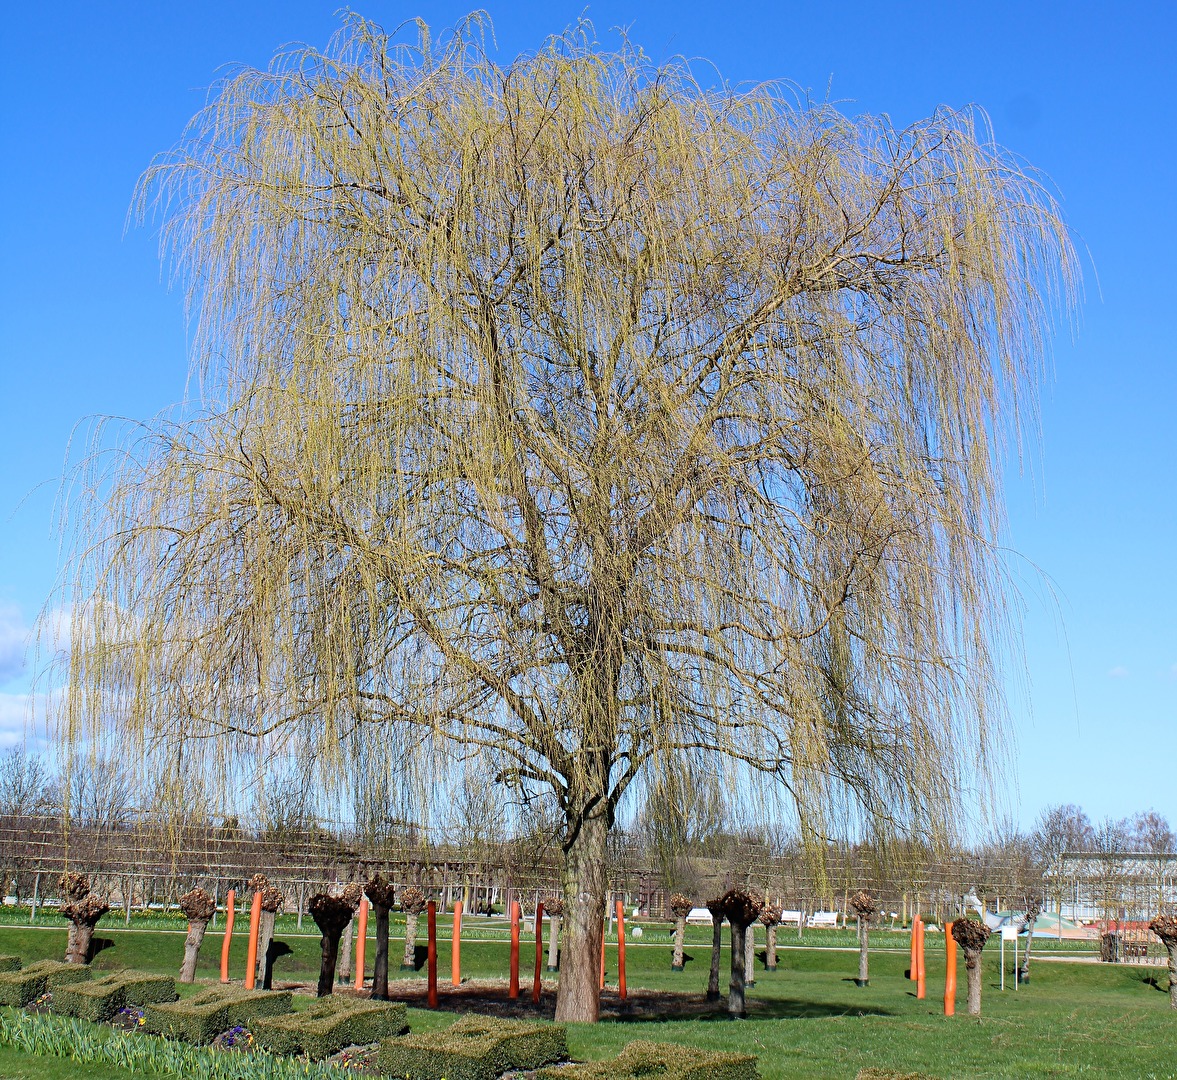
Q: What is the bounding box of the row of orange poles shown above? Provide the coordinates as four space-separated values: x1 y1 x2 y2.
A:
907 914 958 1016
219 891 632 1007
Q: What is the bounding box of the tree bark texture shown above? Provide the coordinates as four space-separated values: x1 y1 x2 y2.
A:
547 914 561 971
1166 941 1177 1010
402 911 418 969
372 904 390 999
766 925 777 971
553 810 607 1024
744 923 756 986
317 928 342 997
256 910 277 989
965 950 983 1015
672 916 687 970
339 916 355 982
70 923 96 964
179 919 208 983
728 922 747 1016
708 916 724 1000
858 917 869 986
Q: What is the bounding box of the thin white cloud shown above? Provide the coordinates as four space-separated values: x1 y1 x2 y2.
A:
1107 666 1130 678
0 605 31 684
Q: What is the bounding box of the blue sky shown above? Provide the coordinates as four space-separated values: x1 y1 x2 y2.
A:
1 1 1173 832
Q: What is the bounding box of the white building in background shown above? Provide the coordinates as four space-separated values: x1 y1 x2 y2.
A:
1045 852 1177 922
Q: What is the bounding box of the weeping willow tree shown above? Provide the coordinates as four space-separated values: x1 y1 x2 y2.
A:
57 14 1076 1022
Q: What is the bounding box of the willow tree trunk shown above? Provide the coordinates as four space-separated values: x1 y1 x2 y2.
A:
401 912 418 969
65 924 79 962
339 917 355 983
858 917 870 986
372 904 390 1000
553 809 608 1024
672 916 687 970
1018 921 1038 984
1165 941 1177 1010
317 927 343 997
547 915 561 971
69 922 97 964
180 919 209 983
256 910 277 988
965 949 983 1015
728 921 748 1016
707 917 724 1000
744 924 756 987
766 925 778 971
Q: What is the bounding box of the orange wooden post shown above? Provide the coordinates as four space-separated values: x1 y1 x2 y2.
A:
509 900 521 999
219 888 236 983
243 890 262 990
909 915 919 980
354 897 369 990
944 920 957 1016
532 900 544 1004
451 900 463 987
916 918 926 999
615 899 627 1000
427 900 438 1008
600 917 607 989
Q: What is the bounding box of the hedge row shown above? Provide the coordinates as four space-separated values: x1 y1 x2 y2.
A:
377 1014 568 1080
253 996 408 1060
145 985 293 1044
53 969 178 1022
536 1039 759 1080
0 959 92 1007
0 956 19 974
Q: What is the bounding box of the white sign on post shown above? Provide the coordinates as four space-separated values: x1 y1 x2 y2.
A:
1000 925 1018 990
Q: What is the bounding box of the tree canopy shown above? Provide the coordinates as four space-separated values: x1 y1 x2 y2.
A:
58 14 1076 1020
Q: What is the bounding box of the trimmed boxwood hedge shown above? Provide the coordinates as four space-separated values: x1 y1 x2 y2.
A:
144 985 293 1043
0 956 20 973
0 959 93 1007
253 996 408 1059
53 969 178 1022
536 1039 759 1080
377 1014 568 1080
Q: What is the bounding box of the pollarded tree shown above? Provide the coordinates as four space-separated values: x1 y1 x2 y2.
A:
178 887 216 982
252 876 284 989
309 883 363 996
400 886 427 971
364 872 397 1000
1149 913 1177 1010
706 897 726 1002
669 893 693 971
759 904 782 972
849 890 876 986
546 896 564 972
58 13 1076 1023
722 889 761 1017
951 917 993 1016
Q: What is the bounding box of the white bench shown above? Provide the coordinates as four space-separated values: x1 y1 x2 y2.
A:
686 907 714 924
780 910 804 928
807 910 840 929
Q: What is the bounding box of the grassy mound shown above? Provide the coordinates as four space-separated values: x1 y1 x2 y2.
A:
0 960 92 1007
52 970 177 1022
144 985 292 1043
377 1014 568 1080
253 996 408 1059
537 1039 759 1080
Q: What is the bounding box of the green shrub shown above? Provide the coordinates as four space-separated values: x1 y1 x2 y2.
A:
145 984 293 1043
253 996 408 1059
0 955 20 973
0 959 92 1006
377 1014 568 1080
535 1040 759 1080
53 969 178 1022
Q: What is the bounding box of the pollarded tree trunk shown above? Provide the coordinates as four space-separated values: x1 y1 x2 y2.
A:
179 887 216 983
309 885 362 997
339 916 355 983
554 808 608 1024
1018 902 1040 984
546 897 564 972
744 923 756 986
249 876 284 989
721 889 762 1017
365 873 396 1001
706 898 725 1001
848 891 876 988
58 872 90 963
951 918 992 1017
766 924 778 970
400 886 426 970
672 916 688 969
63 895 111 964
1148 915 1177 1010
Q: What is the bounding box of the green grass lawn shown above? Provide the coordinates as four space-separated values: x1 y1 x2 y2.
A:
0 922 1170 1078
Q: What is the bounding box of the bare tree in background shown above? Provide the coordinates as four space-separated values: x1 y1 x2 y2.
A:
1032 804 1094 916
57 13 1076 1022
